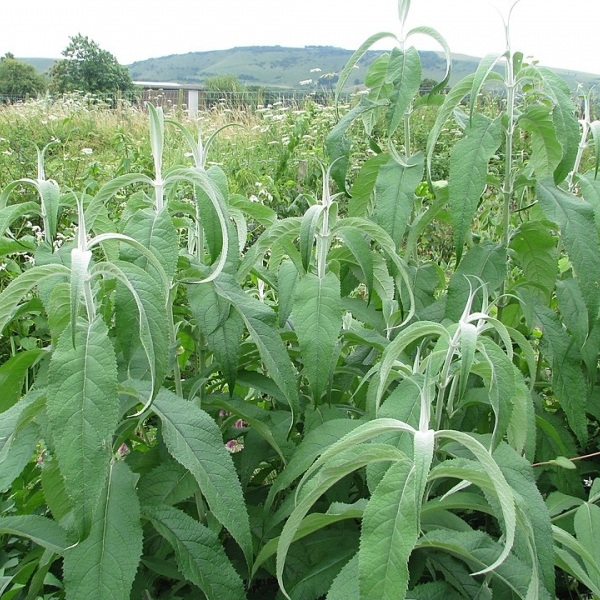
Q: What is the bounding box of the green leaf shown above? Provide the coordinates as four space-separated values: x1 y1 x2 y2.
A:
327 553 359 600
417 529 551 599
448 114 502 261
445 243 507 322
293 272 341 400
533 303 588 445
120 206 178 282
385 47 422 136
63 461 143 600
277 259 300 327
0 201 41 240
214 274 299 419
510 220 559 303
152 388 252 567
0 516 68 555
99 260 169 407
47 317 119 536
468 53 505 121
326 96 388 192
518 105 563 179
265 418 363 515
299 204 325 272
349 152 389 217
0 348 45 412
374 152 424 250
143 504 246 600
137 460 197 507
277 444 408 600
359 457 420 600
0 392 43 492
536 178 600 321
574 502 600 591
0 264 70 333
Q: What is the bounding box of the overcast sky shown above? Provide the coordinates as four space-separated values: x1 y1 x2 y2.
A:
2 0 599 75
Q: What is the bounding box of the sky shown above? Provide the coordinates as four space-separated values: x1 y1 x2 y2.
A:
1 0 599 75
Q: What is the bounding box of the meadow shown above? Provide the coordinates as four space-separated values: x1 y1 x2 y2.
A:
0 6 600 598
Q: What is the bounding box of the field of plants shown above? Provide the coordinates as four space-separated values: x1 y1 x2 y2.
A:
1 2 600 598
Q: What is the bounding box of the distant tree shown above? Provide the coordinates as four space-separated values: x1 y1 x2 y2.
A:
420 77 440 95
0 54 47 97
49 34 135 94
203 74 246 94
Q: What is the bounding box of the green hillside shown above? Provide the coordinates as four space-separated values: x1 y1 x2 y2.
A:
128 45 600 91
20 47 600 91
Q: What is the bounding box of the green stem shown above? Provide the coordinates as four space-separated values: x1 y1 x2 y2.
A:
168 286 183 398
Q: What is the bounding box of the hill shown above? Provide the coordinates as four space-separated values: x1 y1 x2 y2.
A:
127 45 600 91
20 47 600 91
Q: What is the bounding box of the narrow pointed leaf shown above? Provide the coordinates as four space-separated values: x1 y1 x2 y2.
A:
63 461 143 600
0 264 70 333
385 47 422 136
518 105 562 179
47 317 119 536
359 454 423 600
152 388 252 567
537 178 600 321
293 272 341 400
448 114 502 261
327 553 360 600
144 504 246 600
214 274 299 419
0 348 45 412
374 152 424 249
574 502 600 590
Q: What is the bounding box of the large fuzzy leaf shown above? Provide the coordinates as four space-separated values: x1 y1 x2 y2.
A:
293 272 341 401
359 456 421 599
47 317 119 536
152 388 252 567
327 553 359 600
537 179 600 322
0 348 45 412
448 114 502 262
63 461 143 600
373 152 424 250
120 206 178 282
143 504 246 600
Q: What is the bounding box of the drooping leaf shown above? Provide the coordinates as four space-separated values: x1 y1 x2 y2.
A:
47 317 119 536
277 259 300 327
63 461 143 600
0 348 45 412
536 178 600 322
0 515 68 555
448 114 502 261
152 388 252 567
143 504 246 600
293 272 342 401
137 460 198 507
373 152 424 250
0 264 70 333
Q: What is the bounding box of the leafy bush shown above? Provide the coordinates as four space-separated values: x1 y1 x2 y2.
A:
0 1 600 598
